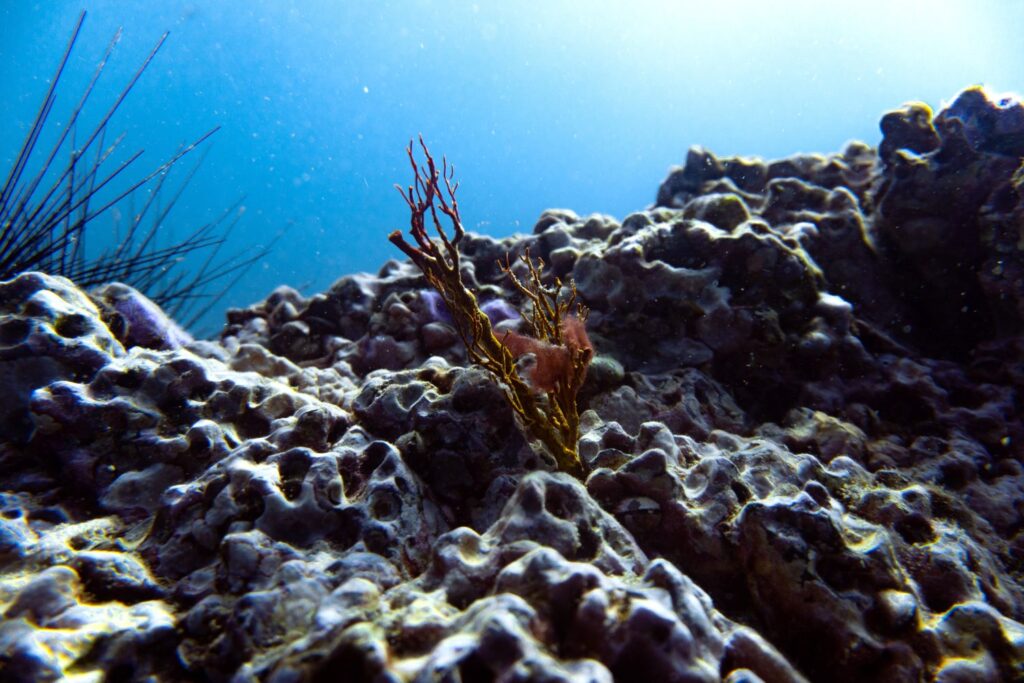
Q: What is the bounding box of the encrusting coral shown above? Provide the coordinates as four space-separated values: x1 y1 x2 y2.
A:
4 87 1024 682
389 137 593 479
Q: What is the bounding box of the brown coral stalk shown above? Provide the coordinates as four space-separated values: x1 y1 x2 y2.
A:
390 138 590 479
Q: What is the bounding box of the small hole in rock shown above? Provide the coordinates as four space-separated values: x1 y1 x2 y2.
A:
55 313 90 338
0 318 30 345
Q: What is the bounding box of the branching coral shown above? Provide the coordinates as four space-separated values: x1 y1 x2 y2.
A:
389 137 592 479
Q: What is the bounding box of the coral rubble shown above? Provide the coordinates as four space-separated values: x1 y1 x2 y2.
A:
1 86 1023 682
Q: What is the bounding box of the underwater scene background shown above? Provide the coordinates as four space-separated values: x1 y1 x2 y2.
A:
2 0 1022 331
3 2 1024 682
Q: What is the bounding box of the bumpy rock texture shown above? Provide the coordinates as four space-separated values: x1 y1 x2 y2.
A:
1 86 1023 682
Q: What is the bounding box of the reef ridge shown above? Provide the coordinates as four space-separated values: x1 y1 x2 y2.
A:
1 86 1023 682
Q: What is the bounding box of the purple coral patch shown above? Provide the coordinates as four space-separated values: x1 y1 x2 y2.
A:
418 289 453 324
96 283 192 350
420 289 519 328
481 298 520 326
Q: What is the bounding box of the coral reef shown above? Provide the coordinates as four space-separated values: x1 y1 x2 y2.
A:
1 86 1023 681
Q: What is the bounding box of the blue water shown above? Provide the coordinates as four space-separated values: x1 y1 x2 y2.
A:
2 1 1023 333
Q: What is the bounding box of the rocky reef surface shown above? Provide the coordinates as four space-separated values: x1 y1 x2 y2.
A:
1 86 1023 682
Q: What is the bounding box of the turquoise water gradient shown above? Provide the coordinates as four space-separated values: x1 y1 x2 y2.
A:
2 1 1022 331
